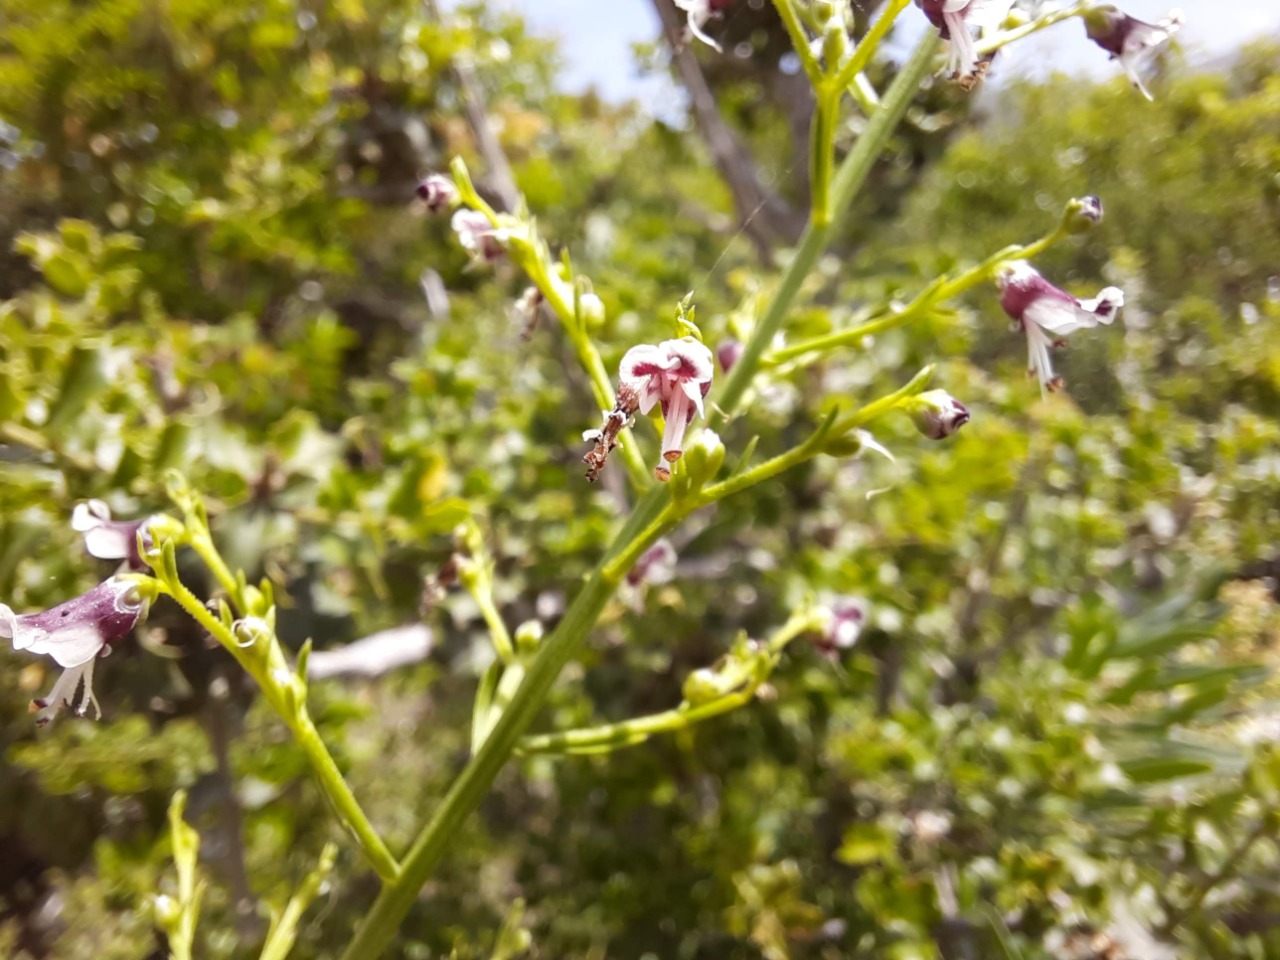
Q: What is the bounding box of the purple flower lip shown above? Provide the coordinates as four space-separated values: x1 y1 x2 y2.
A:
814 597 867 656
997 261 1124 394
1 576 149 725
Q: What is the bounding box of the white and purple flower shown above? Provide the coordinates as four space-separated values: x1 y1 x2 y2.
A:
2 577 149 724
997 261 1124 395
916 0 1015 84
451 209 509 265
815 597 867 657
72 499 154 570
618 337 715 481
583 337 715 482
1084 6 1184 100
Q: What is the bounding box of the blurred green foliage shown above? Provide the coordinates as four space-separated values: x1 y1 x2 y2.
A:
1 0 1279 957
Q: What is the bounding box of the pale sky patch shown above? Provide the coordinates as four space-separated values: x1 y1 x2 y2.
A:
488 0 1280 110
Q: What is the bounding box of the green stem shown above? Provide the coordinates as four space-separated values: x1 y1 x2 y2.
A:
188 533 247 611
769 0 823 84
470 581 515 665
809 89 837 224
768 228 1067 365
338 34 940 960
161 576 401 882
976 4 1086 57
519 609 822 755
829 0 910 95
258 844 337 960
701 365 932 507
339 572 620 960
714 34 939 420
460 180 650 491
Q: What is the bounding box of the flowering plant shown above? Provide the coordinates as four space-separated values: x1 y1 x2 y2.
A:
6 2 1278 959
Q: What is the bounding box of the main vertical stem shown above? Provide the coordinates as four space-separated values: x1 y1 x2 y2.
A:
339 34 939 960
715 34 939 419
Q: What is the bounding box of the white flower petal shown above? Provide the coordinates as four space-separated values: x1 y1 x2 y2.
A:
963 0 1015 30
71 500 112 532
13 620 104 668
659 337 714 383
681 377 707 419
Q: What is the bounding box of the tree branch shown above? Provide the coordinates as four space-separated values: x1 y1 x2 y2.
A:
650 0 806 256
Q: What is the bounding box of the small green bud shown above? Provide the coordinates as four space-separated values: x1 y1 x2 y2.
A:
821 432 866 458
232 615 272 649
578 291 604 327
683 429 726 488
514 619 544 654
682 668 726 706
153 894 180 928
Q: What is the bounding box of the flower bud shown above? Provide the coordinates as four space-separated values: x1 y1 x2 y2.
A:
681 429 725 490
153 894 180 927
1062 195 1104 235
682 667 726 706
906 390 971 440
578 291 605 326
716 339 744 374
814 597 866 656
515 619 544 654
232 616 272 649
625 540 676 588
415 174 459 213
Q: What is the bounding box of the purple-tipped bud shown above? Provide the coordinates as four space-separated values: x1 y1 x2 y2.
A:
908 390 971 440
1 577 150 724
415 174 459 213
626 539 677 587
1063 195 1104 234
716 339 744 374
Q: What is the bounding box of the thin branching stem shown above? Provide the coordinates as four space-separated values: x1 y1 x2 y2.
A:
338 34 940 960
767 226 1068 365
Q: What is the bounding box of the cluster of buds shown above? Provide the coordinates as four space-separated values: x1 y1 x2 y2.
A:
3 502 161 724
997 260 1124 395
584 337 715 482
